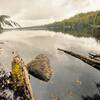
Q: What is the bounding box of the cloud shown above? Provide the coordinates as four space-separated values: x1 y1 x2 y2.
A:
0 0 100 25
13 0 65 20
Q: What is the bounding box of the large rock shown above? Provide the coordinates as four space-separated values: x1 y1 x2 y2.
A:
27 54 53 82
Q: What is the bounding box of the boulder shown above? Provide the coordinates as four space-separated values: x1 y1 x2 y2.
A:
27 54 53 82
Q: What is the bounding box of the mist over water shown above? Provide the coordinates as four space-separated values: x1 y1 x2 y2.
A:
0 30 100 100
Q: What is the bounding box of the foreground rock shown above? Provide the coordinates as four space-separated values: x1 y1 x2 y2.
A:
27 54 53 82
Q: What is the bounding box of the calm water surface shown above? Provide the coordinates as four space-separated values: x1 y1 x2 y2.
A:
0 30 100 100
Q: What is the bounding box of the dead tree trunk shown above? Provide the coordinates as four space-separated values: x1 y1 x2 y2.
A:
58 48 100 71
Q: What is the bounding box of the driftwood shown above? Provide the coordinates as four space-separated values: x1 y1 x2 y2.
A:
58 48 100 71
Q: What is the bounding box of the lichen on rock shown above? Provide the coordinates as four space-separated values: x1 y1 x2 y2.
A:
27 54 53 82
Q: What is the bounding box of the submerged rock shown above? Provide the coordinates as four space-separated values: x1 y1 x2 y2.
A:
27 54 53 82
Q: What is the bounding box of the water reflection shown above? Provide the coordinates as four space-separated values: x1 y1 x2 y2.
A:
0 30 100 100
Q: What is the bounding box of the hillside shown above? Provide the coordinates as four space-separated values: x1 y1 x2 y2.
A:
44 10 100 37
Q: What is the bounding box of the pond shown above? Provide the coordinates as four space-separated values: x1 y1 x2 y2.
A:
0 30 100 100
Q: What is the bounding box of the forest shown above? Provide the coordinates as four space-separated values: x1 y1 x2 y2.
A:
43 10 100 37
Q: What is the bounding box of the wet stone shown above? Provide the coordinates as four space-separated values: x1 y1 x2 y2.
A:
27 54 53 82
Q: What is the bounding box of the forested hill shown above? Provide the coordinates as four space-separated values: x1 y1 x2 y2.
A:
43 10 100 37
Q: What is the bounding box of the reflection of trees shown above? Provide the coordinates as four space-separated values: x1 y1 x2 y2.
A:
92 11 100 37
43 11 100 38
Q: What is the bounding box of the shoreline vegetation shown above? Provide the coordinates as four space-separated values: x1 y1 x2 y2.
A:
42 10 100 38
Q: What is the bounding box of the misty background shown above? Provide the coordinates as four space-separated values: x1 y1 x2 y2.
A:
0 0 100 26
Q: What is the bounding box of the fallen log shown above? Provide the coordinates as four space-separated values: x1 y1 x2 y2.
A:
58 48 100 71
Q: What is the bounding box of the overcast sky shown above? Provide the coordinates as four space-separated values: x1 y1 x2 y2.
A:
0 0 100 26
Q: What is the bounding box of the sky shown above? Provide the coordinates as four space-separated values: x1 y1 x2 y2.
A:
0 0 100 26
